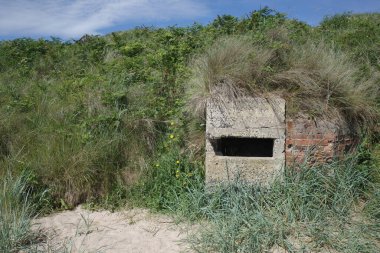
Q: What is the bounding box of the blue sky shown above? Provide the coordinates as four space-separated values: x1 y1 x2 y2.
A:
0 0 379 40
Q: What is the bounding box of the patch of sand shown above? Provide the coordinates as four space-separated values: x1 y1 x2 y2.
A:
32 206 192 253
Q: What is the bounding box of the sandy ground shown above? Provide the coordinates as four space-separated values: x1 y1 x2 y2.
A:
31 206 193 253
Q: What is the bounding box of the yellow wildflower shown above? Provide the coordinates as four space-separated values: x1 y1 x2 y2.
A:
176 160 180 164
169 134 174 139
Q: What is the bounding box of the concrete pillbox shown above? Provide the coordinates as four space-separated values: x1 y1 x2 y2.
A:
205 96 286 185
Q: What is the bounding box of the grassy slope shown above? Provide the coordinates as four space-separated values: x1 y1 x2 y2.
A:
0 9 380 252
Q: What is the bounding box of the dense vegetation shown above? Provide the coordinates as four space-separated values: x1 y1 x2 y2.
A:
0 9 379 252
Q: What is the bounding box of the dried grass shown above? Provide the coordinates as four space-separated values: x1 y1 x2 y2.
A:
186 36 273 119
186 36 379 130
272 41 380 128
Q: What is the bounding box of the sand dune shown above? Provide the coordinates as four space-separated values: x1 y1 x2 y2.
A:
32 206 192 253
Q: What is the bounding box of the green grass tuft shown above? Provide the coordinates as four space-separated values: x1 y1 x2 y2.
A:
176 157 380 252
0 171 36 252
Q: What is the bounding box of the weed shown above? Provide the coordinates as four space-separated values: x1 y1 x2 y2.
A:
178 157 380 252
0 171 36 252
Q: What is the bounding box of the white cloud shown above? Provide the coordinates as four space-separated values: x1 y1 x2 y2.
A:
0 0 210 39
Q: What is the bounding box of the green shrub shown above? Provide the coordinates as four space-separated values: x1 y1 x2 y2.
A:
129 136 204 211
122 42 145 57
319 13 380 68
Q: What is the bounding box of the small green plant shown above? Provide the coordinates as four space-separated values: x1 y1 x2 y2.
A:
121 42 145 57
365 188 380 220
0 171 36 252
130 138 204 211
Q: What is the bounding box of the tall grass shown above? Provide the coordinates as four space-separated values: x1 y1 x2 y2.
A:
0 54 158 208
186 36 273 119
169 157 380 252
0 171 36 252
273 41 380 127
187 36 379 130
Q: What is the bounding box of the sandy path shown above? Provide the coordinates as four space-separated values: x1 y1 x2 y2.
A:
32 206 193 253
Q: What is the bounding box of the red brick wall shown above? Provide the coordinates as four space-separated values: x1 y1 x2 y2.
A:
285 118 358 166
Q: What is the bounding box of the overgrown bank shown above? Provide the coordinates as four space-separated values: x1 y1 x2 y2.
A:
1 9 380 252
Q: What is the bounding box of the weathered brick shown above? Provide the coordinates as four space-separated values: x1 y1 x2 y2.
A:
285 117 358 167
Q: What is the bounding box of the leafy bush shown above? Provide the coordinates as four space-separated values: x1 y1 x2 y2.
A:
319 13 380 68
129 119 204 211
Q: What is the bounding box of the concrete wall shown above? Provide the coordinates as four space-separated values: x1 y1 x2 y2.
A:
205 97 286 185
